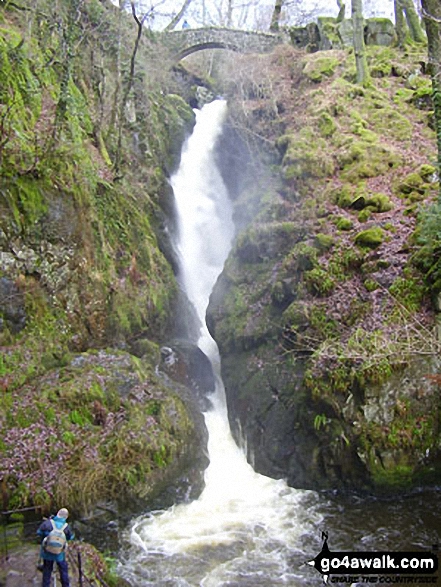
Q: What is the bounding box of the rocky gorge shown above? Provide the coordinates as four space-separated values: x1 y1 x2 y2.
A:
208 42 441 493
0 0 441 577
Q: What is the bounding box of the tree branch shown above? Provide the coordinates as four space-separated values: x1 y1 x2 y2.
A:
163 0 193 31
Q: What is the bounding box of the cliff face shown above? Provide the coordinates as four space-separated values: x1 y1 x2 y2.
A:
0 1 206 515
208 44 441 492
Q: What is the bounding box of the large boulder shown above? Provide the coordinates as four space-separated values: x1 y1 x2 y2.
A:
365 18 396 47
0 349 208 516
160 341 216 410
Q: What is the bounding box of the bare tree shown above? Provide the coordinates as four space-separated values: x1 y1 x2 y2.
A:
352 0 370 85
114 1 150 173
421 0 441 189
163 0 193 31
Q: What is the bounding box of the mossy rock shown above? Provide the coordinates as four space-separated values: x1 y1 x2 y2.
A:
393 87 415 105
315 233 334 251
338 140 402 181
348 194 367 210
358 208 373 222
418 163 437 181
282 300 310 329
280 130 335 180
369 58 392 78
317 17 342 49
395 171 426 195
304 267 335 295
334 216 353 231
410 77 433 110
288 242 318 271
318 111 337 137
332 184 355 208
369 108 413 141
1 349 207 514
302 52 341 82
354 227 385 248
365 18 396 47
366 192 394 212
162 94 196 172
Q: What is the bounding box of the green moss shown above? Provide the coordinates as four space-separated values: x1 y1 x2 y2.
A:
283 242 318 272
282 300 310 329
364 278 379 292
309 305 339 338
333 183 355 208
338 140 402 182
395 171 426 195
369 108 413 141
162 94 196 170
410 77 433 110
303 53 341 83
334 216 353 230
304 267 335 296
393 87 415 104
369 60 392 78
418 163 436 180
280 129 335 181
365 192 394 212
318 111 337 137
388 276 426 312
371 462 414 489
354 227 385 248
358 208 373 222
315 233 334 251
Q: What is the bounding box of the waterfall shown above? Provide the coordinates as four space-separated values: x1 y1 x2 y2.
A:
118 100 321 586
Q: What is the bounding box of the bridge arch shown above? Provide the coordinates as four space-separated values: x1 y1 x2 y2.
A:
163 27 285 62
178 41 241 60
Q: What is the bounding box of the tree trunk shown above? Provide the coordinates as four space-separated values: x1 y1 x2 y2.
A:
269 0 284 32
352 0 370 85
336 0 346 23
401 0 426 43
394 0 407 47
227 0 233 27
114 2 146 174
421 0 441 191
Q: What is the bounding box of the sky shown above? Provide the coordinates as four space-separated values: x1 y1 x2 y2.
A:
111 0 399 30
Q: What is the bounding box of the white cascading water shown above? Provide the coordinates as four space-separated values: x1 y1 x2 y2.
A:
119 100 321 586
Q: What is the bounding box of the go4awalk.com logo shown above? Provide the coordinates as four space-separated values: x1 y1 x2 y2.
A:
307 533 439 585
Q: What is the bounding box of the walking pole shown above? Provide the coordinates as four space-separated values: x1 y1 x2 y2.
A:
78 550 84 587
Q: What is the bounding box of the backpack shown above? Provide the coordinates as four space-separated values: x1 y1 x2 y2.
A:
43 519 67 555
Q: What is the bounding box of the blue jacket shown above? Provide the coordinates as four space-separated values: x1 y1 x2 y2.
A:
37 515 74 562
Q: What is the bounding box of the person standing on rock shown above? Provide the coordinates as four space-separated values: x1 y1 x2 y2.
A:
37 507 74 587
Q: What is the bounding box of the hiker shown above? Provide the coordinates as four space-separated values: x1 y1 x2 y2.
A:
37 508 74 587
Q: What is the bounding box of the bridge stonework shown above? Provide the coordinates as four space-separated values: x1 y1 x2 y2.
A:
163 27 286 60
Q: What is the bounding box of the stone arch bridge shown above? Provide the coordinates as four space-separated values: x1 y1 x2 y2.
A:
162 27 286 61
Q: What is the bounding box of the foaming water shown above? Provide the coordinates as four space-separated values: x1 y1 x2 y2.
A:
118 100 321 586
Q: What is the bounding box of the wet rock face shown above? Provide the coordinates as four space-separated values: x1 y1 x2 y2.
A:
220 347 369 491
0 277 26 333
160 341 216 410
